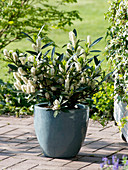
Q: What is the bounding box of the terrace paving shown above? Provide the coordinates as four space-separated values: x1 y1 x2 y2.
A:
0 116 128 170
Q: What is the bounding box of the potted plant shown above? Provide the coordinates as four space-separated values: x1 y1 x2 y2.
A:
3 28 109 158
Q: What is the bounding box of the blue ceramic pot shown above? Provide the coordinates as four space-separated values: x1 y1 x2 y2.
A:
34 103 89 158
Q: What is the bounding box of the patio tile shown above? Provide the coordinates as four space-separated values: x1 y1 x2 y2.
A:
0 117 127 170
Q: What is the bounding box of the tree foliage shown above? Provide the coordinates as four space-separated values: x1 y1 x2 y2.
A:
0 0 82 50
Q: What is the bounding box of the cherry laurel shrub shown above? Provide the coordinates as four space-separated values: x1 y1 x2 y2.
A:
3 28 110 117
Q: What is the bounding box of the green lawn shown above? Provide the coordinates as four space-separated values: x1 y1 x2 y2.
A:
0 0 109 82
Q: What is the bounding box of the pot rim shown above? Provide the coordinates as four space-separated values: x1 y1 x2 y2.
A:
34 103 89 111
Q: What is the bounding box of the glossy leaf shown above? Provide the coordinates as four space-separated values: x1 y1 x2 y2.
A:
26 51 38 55
22 32 35 44
94 55 100 66
8 64 18 71
37 51 42 60
90 50 101 53
67 49 73 55
62 44 67 48
43 49 51 58
73 29 77 37
57 53 64 62
89 37 103 48
41 42 53 50
51 46 55 60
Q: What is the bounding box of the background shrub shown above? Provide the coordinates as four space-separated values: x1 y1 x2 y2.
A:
91 79 114 126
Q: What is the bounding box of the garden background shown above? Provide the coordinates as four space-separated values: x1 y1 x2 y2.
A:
0 0 109 81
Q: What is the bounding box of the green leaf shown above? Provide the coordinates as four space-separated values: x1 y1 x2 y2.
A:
67 49 73 55
94 55 100 66
57 53 64 62
37 51 42 60
41 42 53 50
43 49 51 58
26 51 38 55
8 64 18 71
51 46 55 60
89 37 103 48
76 86 88 92
90 50 101 52
54 110 59 118
73 29 77 37
62 44 67 48
22 32 35 44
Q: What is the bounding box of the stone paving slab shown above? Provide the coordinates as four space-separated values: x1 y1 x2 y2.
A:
0 116 128 170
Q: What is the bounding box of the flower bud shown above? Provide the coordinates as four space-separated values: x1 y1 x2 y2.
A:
12 52 18 62
53 99 60 106
67 43 72 50
65 78 70 91
19 57 26 65
75 62 81 72
9 50 13 54
80 77 85 84
59 65 64 72
45 92 50 99
36 36 41 49
31 86 35 93
87 35 91 46
51 86 57 91
17 80 21 87
73 54 77 61
26 84 31 94
28 55 34 62
77 46 82 55
38 74 43 80
33 76 37 82
28 80 34 85
18 67 26 75
69 31 77 48
21 76 28 84
13 72 21 81
14 81 21 90
57 78 64 83
3 49 9 57
21 85 26 92
50 67 55 75
32 43 38 52
14 83 21 90
80 49 86 58
52 99 60 110
39 83 43 88
31 67 36 75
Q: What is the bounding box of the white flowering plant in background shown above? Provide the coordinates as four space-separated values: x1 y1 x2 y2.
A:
105 0 128 103
3 28 109 116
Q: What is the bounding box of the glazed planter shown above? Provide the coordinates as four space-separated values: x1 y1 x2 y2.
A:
114 94 128 142
34 103 89 158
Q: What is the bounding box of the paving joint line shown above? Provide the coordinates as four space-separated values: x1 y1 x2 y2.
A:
92 142 115 153
6 159 27 169
78 162 96 170
25 144 40 151
28 164 39 170
99 125 113 132
0 125 8 128
83 138 103 146
0 128 19 135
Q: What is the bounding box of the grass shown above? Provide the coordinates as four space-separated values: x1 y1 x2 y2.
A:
0 0 110 82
